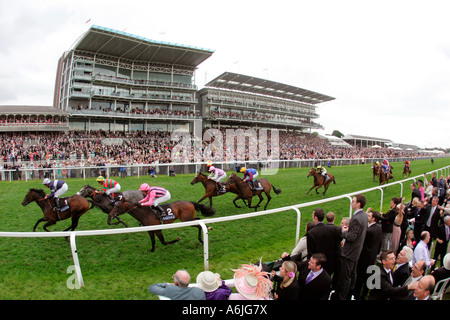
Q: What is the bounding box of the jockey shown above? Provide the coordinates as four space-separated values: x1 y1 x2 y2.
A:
42 178 69 211
138 183 171 218
316 165 329 181
381 159 390 173
96 176 121 204
208 166 227 193
240 167 259 189
404 160 410 168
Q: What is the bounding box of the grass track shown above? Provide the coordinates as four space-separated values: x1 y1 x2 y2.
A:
0 158 448 299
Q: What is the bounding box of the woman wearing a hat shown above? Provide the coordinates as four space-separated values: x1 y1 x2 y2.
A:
196 271 232 300
229 263 273 300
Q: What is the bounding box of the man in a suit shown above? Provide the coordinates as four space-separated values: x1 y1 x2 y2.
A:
433 215 450 266
409 275 435 300
368 250 417 300
335 194 368 300
393 246 413 287
425 196 442 241
298 253 332 300
353 209 382 300
307 208 340 276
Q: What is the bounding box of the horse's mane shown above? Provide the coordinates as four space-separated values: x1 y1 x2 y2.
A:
84 184 98 190
29 188 46 197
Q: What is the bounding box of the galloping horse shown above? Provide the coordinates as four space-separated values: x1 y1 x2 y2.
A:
378 166 392 185
22 188 90 232
371 163 380 181
305 168 336 196
403 163 411 178
224 173 281 211
77 184 143 227
108 199 215 252
190 172 242 208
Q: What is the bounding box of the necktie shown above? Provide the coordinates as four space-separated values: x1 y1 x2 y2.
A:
305 271 314 284
388 271 393 284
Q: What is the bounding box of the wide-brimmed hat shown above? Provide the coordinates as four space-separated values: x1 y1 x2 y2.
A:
196 271 222 292
232 263 272 300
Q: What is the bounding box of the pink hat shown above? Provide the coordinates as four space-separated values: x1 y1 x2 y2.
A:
232 262 272 300
139 183 150 192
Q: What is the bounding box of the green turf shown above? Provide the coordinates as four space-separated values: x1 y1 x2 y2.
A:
0 158 448 299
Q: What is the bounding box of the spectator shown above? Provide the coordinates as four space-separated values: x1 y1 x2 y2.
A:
433 215 450 267
391 200 405 254
409 275 435 300
271 261 299 300
307 208 340 276
409 182 421 203
380 197 401 251
425 196 442 241
368 250 417 300
297 253 332 300
398 228 417 252
413 200 428 241
229 262 273 300
148 269 205 300
352 208 382 300
412 231 435 269
196 271 232 300
393 246 413 287
334 194 368 300
431 253 450 287
403 259 427 287
280 221 315 265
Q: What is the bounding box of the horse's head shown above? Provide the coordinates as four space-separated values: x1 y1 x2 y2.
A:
191 172 205 185
77 185 96 197
108 199 134 225
307 168 316 178
224 172 240 186
22 188 46 206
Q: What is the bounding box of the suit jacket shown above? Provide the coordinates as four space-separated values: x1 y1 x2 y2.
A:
341 209 368 261
434 223 450 256
297 267 332 300
414 207 428 239
424 205 442 239
393 263 411 287
358 222 382 267
368 267 408 300
306 222 340 275
380 208 397 233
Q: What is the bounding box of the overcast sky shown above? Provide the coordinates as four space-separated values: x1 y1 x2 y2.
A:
0 0 449 149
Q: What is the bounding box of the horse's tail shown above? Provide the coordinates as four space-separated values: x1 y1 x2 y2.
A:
272 185 282 195
191 202 216 217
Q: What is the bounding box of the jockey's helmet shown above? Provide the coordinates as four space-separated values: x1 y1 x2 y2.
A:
240 167 247 173
208 166 215 172
42 178 51 185
139 183 151 192
96 176 105 182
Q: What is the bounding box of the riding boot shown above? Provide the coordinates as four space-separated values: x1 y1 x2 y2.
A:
107 193 115 204
53 197 61 212
152 205 166 219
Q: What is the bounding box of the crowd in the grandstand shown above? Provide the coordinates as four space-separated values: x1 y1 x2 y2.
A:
0 130 435 171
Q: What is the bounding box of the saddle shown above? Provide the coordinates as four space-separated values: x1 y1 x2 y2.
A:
53 197 70 213
247 180 263 192
158 205 175 221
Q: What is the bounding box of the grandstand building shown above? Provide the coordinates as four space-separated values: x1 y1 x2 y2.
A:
0 105 69 132
53 25 214 134
198 72 335 133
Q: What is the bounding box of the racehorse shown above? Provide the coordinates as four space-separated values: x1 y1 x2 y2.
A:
305 168 336 196
378 166 392 185
224 173 281 211
22 188 90 232
403 163 411 178
371 163 380 181
108 199 216 252
190 172 243 208
77 184 143 227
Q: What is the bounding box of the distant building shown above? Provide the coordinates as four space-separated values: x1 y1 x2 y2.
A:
198 72 334 133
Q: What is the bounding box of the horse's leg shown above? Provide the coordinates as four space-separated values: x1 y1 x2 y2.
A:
305 185 315 196
147 231 156 252
252 193 264 211
232 196 242 208
209 196 213 208
193 225 203 244
33 218 47 232
64 214 81 231
42 220 57 232
154 230 181 247
322 183 329 196
263 193 272 211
